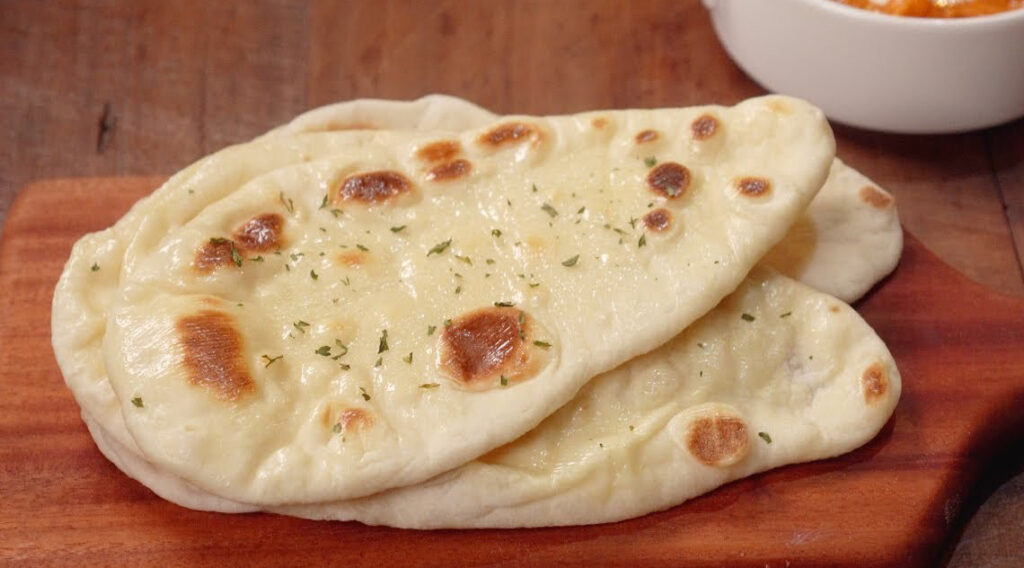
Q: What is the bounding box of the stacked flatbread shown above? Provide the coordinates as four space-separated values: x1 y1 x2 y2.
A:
52 95 902 527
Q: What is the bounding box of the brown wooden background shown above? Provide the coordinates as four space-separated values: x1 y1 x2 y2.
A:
1 1 1022 566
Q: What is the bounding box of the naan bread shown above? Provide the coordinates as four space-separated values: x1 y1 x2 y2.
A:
86 271 900 527
273 270 900 527
765 159 901 302
98 97 833 505
53 96 897 461
265 96 902 303
261 94 497 138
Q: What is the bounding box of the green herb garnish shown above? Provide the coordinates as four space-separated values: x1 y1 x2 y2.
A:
355 244 369 252
533 340 552 349
293 320 310 333
500 375 509 387
638 234 647 248
427 325 437 336
758 432 773 444
644 156 657 167
360 387 371 401
419 383 440 389
403 352 413 364
262 354 283 367
780 311 792 318
377 329 389 353
541 203 559 218
90 262 100 272
427 239 452 256
278 191 294 214
561 254 580 267
390 225 406 233
315 345 331 356
310 269 319 280
741 313 755 322
131 396 144 408
494 301 515 308
320 194 328 209
491 229 502 238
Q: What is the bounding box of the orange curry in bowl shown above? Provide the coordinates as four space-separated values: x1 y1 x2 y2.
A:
835 0 1023 18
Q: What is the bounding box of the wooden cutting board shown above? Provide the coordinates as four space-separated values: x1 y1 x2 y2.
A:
2 178 1023 567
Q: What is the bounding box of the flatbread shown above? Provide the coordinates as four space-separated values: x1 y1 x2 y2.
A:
53 96 897 460
266 96 902 303
765 159 901 302
97 97 833 505
261 94 498 138
88 271 900 527
273 270 900 527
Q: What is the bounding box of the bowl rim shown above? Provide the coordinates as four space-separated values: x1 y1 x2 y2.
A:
781 0 1024 28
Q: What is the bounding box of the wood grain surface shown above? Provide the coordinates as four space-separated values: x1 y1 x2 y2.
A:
2 177 1023 567
1 1 1023 565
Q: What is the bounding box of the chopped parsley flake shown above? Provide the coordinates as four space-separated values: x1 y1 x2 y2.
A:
780 311 793 318
378 329 389 353
330 208 343 218
444 319 452 327
638 234 647 248
758 432 773 444
491 229 502 238
427 239 452 256
629 425 635 432
455 254 472 265
427 325 437 336
644 156 657 167
494 301 515 307
485 258 495 265
333 340 349 357
454 285 462 294
332 423 343 433
741 313 756 322
390 225 406 233
249 256 264 262
403 352 413 364
577 206 586 215
278 191 294 214
356 244 369 252
533 340 552 349
374 356 383 367
131 396 144 408
315 345 331 356
262 354 283 367
293 320 310 333
360 387 371 401
310 269 319 280
90 262 100 272
532 183 538 193
320 194 328 209
541 203 559 218
420 383 440 389
561 254 580 267
500 375 509 387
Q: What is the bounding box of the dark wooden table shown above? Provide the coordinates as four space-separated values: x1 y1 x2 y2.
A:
2 1 1022 566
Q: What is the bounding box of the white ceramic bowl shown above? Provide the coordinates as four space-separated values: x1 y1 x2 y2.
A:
703 0 1024 133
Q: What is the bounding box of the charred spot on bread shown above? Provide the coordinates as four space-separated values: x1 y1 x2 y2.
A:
176 310 254 401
